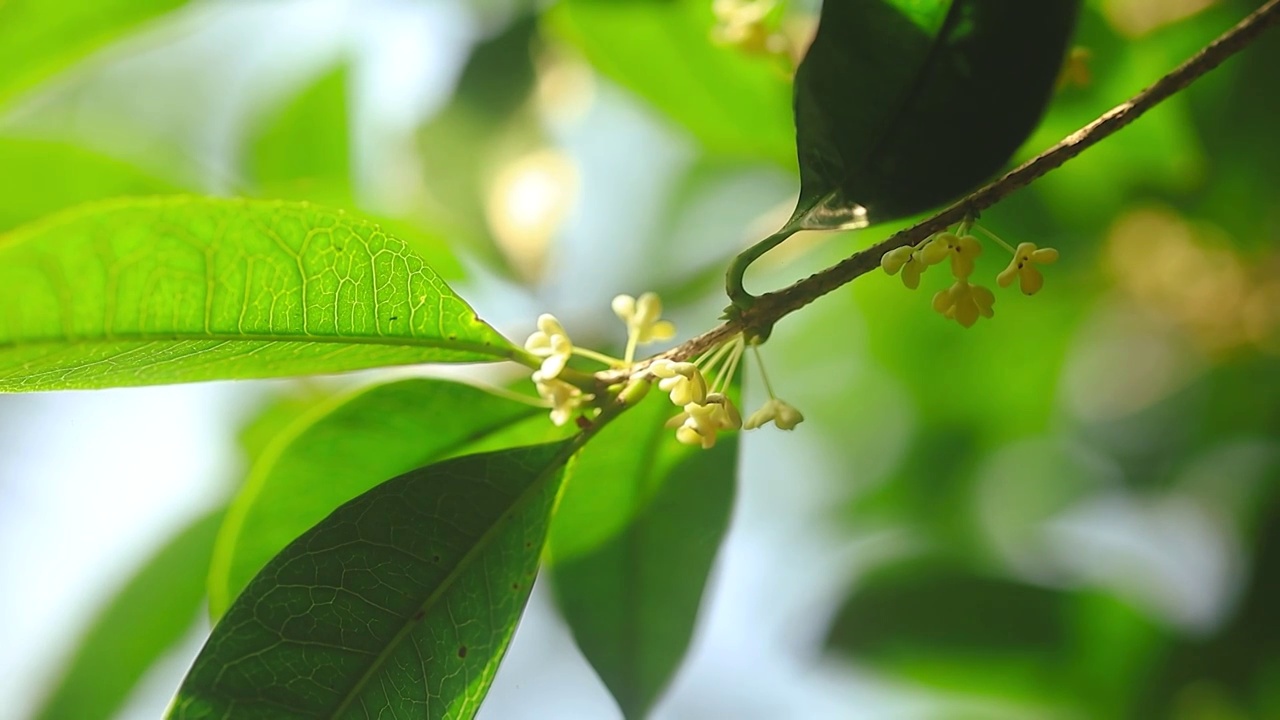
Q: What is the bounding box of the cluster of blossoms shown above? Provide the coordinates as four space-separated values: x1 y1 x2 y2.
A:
880 221 1059 328
523 292 803 449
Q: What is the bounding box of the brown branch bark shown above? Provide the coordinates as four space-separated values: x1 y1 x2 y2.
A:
626 0 1280 374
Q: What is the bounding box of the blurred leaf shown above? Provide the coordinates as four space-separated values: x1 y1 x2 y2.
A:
247 64 353 207
826 559 1074 700
849 423 984 551
550 388 689 560
417 14 543 273
550 394 737 718
1027 8 1206 230
0 197 516 392
171 442 573 719
0 0 187 108
209 378 553 618
792 0 1081 229
1067 591 1169 719
1139 489 1280 717
547 0 794 168
0 137 176 232
1186 1 1280 250
33 508 222 720
246 64 465 279
234 385 338 465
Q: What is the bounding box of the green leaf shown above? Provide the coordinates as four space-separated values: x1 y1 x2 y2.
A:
791 0 1082 228
33 508 223 720
209 378 554 618
234 386 340 465
546 0 794 168
825 559 1074 699
0 197 517 392
171 441 573 719
245 63 464 279
0 137 176 232
549 394 737 718
248 65 353 207
0 0 187 108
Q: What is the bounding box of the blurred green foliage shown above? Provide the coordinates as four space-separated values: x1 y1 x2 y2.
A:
1 0 1278 718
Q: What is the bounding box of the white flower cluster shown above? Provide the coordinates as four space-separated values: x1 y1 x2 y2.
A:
522 292 804 446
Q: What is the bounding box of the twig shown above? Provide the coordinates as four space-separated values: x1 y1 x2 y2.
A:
607 0 1280 379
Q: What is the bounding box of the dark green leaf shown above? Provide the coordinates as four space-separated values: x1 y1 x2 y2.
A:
33 508 223 720
547 0 794 168
827 562 1070 657
550 394 737 718
825 559 1074 700
208 378 554 618
0 197 516 391
0 0 187 108
792 0 1082 228
171 441 573 719
1139 493 1280 717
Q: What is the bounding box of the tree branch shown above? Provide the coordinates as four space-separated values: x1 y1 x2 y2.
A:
631 0 1280 373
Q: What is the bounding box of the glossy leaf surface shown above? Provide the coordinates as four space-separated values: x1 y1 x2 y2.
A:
171 442 572 719
209 378 549 617
792 0 1082 228
33 509 223 720
0 197 515 391
550 395 737 718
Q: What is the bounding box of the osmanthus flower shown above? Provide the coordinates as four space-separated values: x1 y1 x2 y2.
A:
932 279 996 328
533 372 592 426
667 393 742 450
997 242 1060 295
743 397 804 430
930 232 983 279
524 313 573 380
614 292 677 363
649 359 708 406
880 245 931 290
613 292 677 344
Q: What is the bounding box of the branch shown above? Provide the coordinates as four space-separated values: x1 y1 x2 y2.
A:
634 0 1280 372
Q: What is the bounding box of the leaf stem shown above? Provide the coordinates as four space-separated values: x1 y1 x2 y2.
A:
725 226 799 311
607 0 1280 380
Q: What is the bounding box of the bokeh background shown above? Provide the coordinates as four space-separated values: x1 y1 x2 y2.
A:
1 0 1278 718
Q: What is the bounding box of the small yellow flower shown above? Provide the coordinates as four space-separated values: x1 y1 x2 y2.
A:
881 246 929 290
932 279 996 328
613 292 677 345
918 234 952 266
997 242 1060 295
744 397 804 430
930 232 983 279
524 314 573 379
533 372 592 426
650 359 708 406
667 393 741 449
